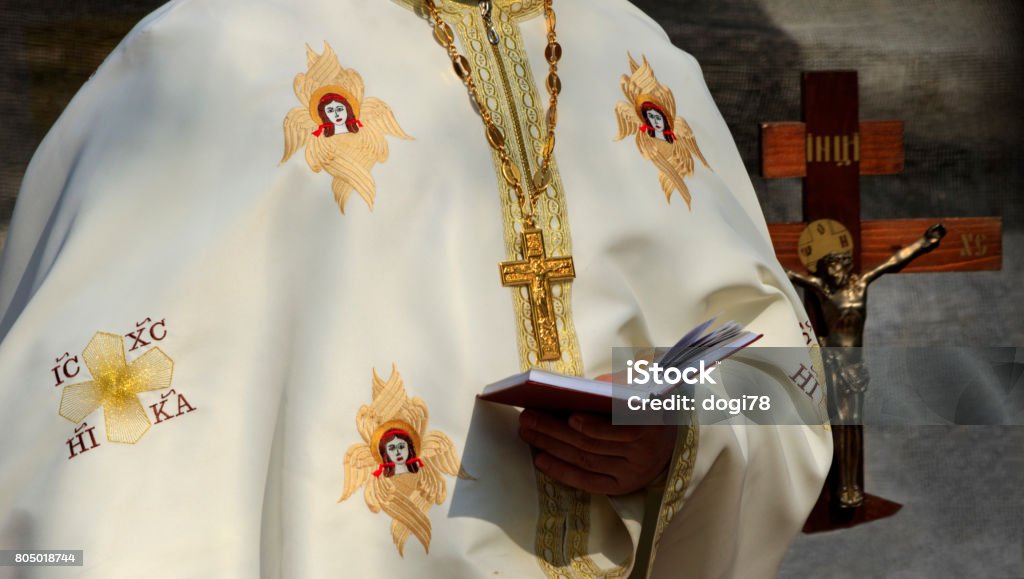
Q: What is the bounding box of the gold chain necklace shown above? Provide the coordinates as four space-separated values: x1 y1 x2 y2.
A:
422 0 573 361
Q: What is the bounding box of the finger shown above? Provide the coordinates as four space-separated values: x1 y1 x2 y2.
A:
519 410 630 457
594 370 629 384
520 427 630 476
568 413 648 443
534 452 624 495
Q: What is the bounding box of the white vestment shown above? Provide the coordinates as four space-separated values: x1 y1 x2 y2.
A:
0 0 831 577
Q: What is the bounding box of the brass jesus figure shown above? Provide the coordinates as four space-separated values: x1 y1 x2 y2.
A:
787 223 946 507
788 223 946 349
500 229 576 361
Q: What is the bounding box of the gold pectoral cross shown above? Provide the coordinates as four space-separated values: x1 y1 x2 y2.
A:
499 228 575 361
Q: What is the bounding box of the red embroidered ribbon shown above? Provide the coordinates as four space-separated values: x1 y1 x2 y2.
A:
372 457 424 478
372 427 423 477
381 428 402 439
639 123 674 138
312 119 364 137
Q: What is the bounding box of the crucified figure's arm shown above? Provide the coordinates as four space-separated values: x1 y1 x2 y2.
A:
861 223 946 285
786 268 826 297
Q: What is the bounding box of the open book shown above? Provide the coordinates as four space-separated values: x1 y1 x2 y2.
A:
478 319 761 413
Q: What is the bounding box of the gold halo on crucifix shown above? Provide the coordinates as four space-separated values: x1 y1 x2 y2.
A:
798 219 854 272
308 84 361 123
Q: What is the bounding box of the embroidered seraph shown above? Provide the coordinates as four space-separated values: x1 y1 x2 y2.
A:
339 365 470 556
614 54 710 208
282 42 412 213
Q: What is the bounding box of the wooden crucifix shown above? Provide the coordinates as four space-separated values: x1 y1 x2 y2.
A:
760 71 1003 533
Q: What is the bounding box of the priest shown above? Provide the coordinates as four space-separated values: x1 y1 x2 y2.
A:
0 0 831 577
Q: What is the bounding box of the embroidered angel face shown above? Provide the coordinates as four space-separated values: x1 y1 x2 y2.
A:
386 437 408 464
378 429 421 477
317 94 358 136
646 108 665 131
641 102 673 143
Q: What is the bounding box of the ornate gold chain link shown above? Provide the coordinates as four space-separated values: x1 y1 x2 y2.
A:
422 0 562 229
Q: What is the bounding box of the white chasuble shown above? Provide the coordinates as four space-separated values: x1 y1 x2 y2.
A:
0 0 831 577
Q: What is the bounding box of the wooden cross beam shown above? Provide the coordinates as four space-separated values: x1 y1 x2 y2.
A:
761 71 1003 274
762 120 906 178
770 217 1002 273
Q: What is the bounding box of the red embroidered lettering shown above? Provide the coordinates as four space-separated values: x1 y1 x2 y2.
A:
126 329 151 352
799 320 816 347
175 393 196 416
149 389 176 424
51 353 80 387
67 422 100 459
149 319 168 342
790 363 821 398
127 317 168 351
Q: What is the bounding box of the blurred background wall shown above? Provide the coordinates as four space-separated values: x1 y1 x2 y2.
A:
1 0 1021 577
637 0 1023 348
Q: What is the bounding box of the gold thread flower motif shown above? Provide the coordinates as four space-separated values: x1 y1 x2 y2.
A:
58 332 174 444
614 54 711 208
338 364 471 556
281 42 413 214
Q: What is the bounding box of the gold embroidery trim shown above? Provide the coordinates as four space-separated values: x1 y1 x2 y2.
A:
431 3 633 578
394 0 544 16
649 422 699 563
809 343 831 431
425 1 581 375
436 1 582 375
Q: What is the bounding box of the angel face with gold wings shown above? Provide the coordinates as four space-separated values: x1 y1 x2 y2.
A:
338 365 471 556
282 42 412 214
314 92 359 137
614 55 711 209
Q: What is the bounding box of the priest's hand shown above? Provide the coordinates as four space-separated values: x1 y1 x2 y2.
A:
518 409 677 496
